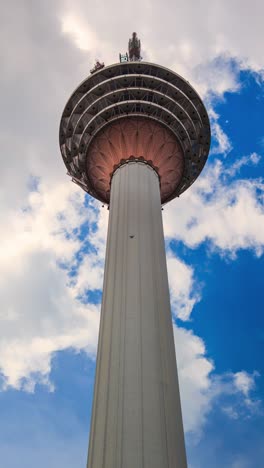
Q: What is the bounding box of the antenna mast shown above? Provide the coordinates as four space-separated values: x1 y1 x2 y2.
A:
120 31 142 63
128 31 142 61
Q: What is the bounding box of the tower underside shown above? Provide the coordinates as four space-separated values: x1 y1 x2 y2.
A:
87 162 187 468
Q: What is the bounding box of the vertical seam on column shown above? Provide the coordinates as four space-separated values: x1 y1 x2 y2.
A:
138 164 144 468
150 171 170 468
158 188 176 468
88 179 116 468
115 165 126 468
121 165 129 468
102 169 121 468
157 197 172 467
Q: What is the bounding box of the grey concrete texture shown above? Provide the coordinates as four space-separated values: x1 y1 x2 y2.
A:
87 162 187 468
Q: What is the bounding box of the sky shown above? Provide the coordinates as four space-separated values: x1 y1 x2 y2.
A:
0 1 264 467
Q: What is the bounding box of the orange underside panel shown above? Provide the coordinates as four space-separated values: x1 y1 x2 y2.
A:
86 117 184 204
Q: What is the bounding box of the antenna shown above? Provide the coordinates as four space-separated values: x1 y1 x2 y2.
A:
128 32 142 61
120 32 142 63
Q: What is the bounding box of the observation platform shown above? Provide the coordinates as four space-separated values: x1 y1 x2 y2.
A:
59 61 211 205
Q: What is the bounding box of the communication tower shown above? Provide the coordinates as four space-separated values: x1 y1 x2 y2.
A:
59 33 211 468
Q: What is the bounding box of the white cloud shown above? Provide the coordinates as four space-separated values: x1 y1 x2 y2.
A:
0 1 263 446
209 108 233 155
163 157 264 256
222 406 239 420
233 370 259 397
225 152 261 176
231 458 251 468
61 14 99 51
72 207 108 296
167 252 201 320
222 369 262 420
73 252 104 295
174 327 262 435
0 247 100 392
60 0 264 97
0 181 102 391
210 370 262 421
61 13 113 64
173 325 214 434
190 56 241 100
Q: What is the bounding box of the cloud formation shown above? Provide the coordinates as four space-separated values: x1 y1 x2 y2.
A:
163 156 264 256
175 327 261 435
167 252 201 320
0 0 263 443
0 181 101 391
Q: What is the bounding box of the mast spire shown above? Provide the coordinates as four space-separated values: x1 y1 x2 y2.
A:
128 31 142 61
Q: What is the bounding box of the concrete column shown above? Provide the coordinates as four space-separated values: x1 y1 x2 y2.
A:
87 162 187 468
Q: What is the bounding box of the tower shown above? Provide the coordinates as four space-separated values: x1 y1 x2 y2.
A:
59 33 211 468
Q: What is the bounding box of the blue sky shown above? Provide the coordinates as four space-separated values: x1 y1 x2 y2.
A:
0 2 264 467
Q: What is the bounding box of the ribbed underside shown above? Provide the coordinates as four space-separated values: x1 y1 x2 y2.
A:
87 162 187 468
86 117 184 204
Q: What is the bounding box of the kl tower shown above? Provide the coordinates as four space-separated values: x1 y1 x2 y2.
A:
59 33 211 468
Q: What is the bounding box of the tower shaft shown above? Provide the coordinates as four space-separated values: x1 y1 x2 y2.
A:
87 162 187 468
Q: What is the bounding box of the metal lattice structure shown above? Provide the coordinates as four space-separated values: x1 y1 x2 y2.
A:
59 61 211 205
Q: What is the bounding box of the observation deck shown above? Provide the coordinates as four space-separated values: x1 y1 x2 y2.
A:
59 61 211 205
